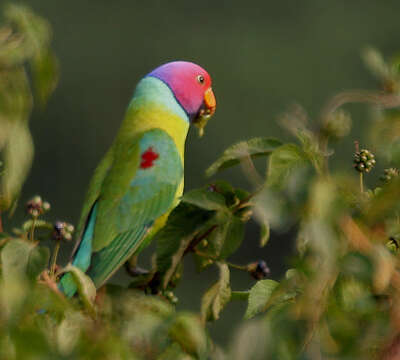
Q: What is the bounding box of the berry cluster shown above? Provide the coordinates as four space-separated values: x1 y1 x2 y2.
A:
354 149 376 173
52 221 74 242
381 168 399 183
26 196 50 217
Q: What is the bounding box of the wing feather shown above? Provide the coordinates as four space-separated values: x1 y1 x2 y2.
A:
69 129 183 289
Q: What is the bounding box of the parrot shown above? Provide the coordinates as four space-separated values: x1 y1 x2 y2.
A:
58 61 216 297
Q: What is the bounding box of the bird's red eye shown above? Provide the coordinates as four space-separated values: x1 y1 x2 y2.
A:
197 75 205 84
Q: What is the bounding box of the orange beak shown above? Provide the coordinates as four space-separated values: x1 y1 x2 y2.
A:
193 87 216 137
204 87 216 116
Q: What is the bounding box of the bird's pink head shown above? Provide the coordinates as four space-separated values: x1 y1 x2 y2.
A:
146 61 216 126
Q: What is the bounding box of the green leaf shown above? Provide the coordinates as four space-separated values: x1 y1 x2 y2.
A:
244 279 279 319
26 245 49 280
1 239 32 279
259 221 270 248
56 310 86 356
182 187 227 211
206 137 283 177
218 215 245 259
267 143 308 188
63 264 96 314
155 203 214 289
201 263 231 323
193 211 245 263
32 49 59 107
169 312 207 357
1 239 48 280
0 122 34 210
158 343 194 360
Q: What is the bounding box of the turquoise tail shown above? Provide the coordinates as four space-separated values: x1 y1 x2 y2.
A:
58 203 97 297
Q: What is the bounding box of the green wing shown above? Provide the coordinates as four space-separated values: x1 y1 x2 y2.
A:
61 129 183 293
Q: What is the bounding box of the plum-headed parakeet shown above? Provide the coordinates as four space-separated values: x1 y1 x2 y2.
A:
59 61 216 296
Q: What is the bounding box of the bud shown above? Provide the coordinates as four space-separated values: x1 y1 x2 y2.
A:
26 195 43 216
381 168 399 183
354 149 376 173
26 196 51 217
165 290 178 304
322 110 352 140
247 260 271 280
42 201 51 212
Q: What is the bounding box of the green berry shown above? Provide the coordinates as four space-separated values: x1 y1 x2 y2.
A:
42 202 51 212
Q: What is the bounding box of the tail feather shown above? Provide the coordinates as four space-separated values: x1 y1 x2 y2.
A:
58 203 98 297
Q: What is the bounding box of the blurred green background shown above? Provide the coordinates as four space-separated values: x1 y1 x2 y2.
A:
12 0 400 345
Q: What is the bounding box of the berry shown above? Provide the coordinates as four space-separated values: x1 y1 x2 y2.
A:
52 221 74 242
248 260 271 280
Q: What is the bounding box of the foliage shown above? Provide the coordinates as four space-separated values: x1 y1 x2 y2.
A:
3 5 400 360
0 4 58 211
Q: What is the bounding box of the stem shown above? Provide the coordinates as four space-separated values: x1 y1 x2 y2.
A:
29 216 37 242
226 262 248 271
50 240 61 279
318 135 329 175
184 225 218 255
360 172 364 193
194 250 249 272
231 291 249 301
0 211 3 233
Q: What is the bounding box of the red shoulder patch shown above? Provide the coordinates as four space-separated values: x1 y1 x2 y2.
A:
140 147 159 169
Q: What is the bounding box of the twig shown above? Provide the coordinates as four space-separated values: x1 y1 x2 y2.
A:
320 90 400 122
50 240 61 279
39 270 64 299
184 225 218 255
194 250 249 272
360 173 364 193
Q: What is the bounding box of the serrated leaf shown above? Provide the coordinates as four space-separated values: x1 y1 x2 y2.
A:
259 222 270 247
63 264 96 314
244 279 279 319
155 203 214 289
201 263 231 323
206 137 282 177
169 312 207 357
267 143 308 188
182 188 227 211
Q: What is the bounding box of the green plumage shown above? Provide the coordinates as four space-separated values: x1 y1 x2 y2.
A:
59 77 189 296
